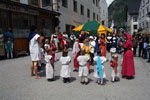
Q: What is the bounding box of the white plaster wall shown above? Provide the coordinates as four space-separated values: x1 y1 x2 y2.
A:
58 0 101 34
138 0 150 29
99 0 108 27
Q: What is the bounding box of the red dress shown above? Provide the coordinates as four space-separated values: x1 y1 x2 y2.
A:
99 38 107 57
122 33 135 77
50 43 57 59
73 43 80 69
61 40 69 49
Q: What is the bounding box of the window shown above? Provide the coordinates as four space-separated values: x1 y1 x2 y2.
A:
143 9 145 17
80 5 84 15
87 9 90 18
30 0 38 6
143 22 145 28
96 0 98 6
133 25 137 30
93 0 95 4
93 12 95 20
42 0 52 7
62 0 68 8
133 17 137 22
146 6 149 14
146 22 149 28
97 14 99 20
73 0 77 12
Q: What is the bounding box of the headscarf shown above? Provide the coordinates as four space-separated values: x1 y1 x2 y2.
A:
124 33 133 49
124 33 132 41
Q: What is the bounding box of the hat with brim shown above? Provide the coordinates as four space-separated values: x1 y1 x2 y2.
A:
89 36 93 39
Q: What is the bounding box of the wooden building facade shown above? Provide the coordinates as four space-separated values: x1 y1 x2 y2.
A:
0 0 60 55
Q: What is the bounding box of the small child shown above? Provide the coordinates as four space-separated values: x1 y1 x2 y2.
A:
59 48 71 83
93 49 107 85
45 49 54 81
44 39 50 55
110 54 120 82
5 37 13 59
77 49 89 85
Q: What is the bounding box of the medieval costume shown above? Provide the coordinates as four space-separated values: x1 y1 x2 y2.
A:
99 35 107 57
122 33 135 78
61 37 69 50
51 33 58 49
45 55 54 81
72 39 80 71
81 39 91 73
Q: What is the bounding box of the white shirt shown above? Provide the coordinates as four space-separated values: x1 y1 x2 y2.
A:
94 56 107 64
77 56 89 66
90 40 96 53
70 35 76 40
63 34 68 38
45 55 52 63
29 34 40 61
60 56 71 65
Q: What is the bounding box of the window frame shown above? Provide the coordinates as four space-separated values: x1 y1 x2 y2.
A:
80 4 84 15
62 0 68 8
73 0 78 13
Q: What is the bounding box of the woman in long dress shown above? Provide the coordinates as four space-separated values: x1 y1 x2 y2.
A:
122 33 135 79
99 33 107 57
72 38 80 72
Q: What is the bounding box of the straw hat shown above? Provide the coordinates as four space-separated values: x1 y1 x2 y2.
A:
89 36 93 39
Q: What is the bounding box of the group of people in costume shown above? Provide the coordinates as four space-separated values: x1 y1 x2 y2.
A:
71 32 135 85
29 25 135 85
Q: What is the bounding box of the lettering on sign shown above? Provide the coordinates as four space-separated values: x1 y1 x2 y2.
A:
0 3 39 15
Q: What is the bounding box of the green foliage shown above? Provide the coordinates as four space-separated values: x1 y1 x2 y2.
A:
108 0 135 28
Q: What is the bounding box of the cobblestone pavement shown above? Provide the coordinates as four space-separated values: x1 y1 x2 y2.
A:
0 52 150 100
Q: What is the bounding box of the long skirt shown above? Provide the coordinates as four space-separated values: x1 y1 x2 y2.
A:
99 45 106 57
122 50 135 77
73 52 80 69
46 63 54 79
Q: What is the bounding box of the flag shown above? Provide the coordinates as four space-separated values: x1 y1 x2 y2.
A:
110 20 114 31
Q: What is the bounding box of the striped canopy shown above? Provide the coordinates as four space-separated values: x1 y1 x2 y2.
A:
72 20 112 36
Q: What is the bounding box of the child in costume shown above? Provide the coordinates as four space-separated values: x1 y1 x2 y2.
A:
93 49 107 85
45 49 54 81
59 48 71 83
110 54 120 82
77 49 89 85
